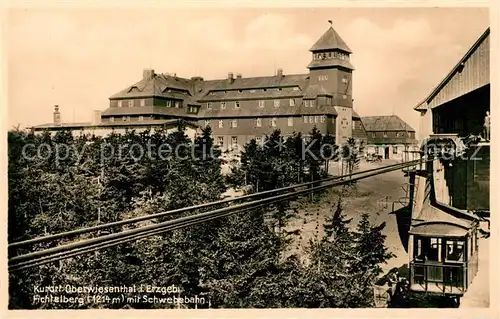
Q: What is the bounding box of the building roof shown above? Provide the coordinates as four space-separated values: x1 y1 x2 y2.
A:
413 27 490 111
309 27 352 53
30 119 198 131
361 115 415 132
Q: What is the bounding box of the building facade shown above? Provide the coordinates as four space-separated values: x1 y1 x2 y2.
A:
98 26 363 150
361 115 418 160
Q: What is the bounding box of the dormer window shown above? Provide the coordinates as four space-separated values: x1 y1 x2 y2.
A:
118 100 122 107
188 106 199 114
140 99 145 107
238 90 243 93
128 100 134 107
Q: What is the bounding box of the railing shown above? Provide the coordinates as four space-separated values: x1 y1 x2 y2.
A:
410 261 466 295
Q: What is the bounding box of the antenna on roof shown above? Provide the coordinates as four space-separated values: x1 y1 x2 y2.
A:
328 20 333 26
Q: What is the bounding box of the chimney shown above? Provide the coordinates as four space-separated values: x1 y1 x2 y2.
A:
93 110 102 125
143 69 155 80
236 73 242 79
277 68 284 77
228 72 234 82
53 105 61 126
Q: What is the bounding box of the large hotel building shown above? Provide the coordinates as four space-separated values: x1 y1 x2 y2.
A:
32 25 417 153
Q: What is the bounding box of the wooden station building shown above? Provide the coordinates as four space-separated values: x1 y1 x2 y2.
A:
406 27 490 301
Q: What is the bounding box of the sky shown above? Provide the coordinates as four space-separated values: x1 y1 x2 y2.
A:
6 6 490 135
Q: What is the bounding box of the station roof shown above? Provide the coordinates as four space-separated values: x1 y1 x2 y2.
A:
414 27 490 112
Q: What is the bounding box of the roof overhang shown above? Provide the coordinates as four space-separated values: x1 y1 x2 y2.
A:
409 221 470 238
413 27 490 112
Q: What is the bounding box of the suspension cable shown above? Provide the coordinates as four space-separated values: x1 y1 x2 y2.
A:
9 159 427 271
9 159 419 250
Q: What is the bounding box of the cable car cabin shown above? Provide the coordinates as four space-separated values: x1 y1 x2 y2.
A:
408 136 481 297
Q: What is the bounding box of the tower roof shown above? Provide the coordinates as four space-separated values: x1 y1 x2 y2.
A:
310 27 352 53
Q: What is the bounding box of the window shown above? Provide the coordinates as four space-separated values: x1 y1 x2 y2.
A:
188 106 199 114
110 117 114 122
174 101 180 108
230 119 238 128
256 136 262 144
217 137 224 147
255 118 262 127
288 117 293 127
383 132 388 137
290 99 295 106
140 99 145 107
309 116 314 123
221 102 226 109
235 101 240 109
122 116 127 121
238 90 242 93
326 97 332 105
231 136 238 146
128 100 134 107
303 116 308 123
304 100 309 108
342 95 347 99
271 118 277 127
250 89 256 93
429 238 442 262
445 240 465 262
207 102 212 110
274 100 280 108
397 132 405 137
372 132 376 138
118 100 122 107
318 75 328 81
393 146 398 154
258 100 265 108
126 116 131 122
293 87 299 91
205 120 210 127
139 116 144 121
353 121 356 129
218 120 223 128
314 116 319 123
342 78 348 83
166 100 172 108
321 115 326 123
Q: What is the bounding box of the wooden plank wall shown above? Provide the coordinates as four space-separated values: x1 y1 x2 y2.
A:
428 34 489 109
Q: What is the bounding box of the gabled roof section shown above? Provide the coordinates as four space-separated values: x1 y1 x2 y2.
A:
361 115 415 132
109 73 193 99
413 27 490 111
310 27 352 53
